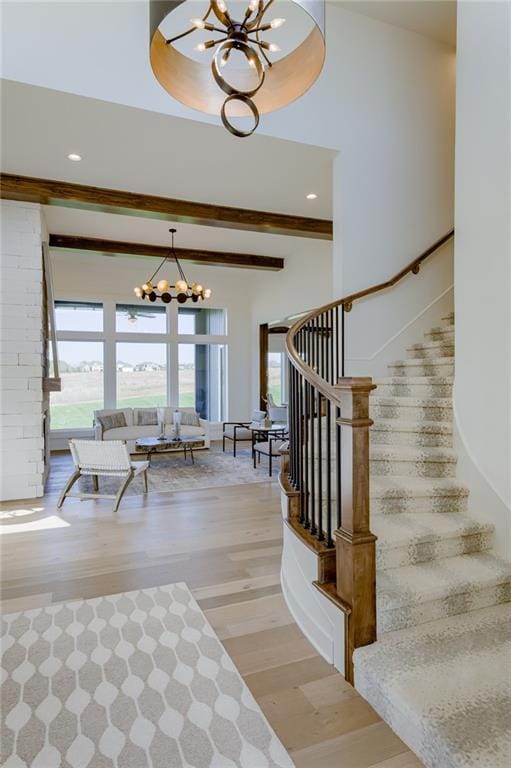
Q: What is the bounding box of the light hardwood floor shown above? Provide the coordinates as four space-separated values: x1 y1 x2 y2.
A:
0 452 422 768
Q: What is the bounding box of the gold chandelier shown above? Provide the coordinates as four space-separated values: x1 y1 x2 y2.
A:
133 228 212 304
149 0 326 137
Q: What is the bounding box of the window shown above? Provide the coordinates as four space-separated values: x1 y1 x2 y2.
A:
50 341 104 428
268 352 284 405
116 304 167 334
55 301 103 332
116 343 167 409
178 307 226 335
179 343 226 421
50 301 229 432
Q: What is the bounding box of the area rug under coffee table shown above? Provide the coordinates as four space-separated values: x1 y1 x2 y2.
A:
1 583 293 768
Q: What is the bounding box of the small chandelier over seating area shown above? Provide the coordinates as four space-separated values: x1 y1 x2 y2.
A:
149 0 326 138
134 228 212 304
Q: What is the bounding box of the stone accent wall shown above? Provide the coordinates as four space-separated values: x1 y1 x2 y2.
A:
0 201 45 500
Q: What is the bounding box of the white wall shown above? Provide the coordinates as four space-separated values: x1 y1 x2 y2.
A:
0 201 46 501
265 5 457 369
453 0 511 558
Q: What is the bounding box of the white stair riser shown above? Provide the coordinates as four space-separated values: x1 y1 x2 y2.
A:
371 429 452 448
377 531 494 571
388 362 454 377
370 457 456 478
371 404 452 421
375 383 453 398
378 580 511 633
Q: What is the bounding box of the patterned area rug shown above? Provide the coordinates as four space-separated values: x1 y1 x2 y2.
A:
80 443 276 497
1 583 293 768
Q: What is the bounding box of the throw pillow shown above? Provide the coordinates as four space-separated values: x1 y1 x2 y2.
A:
135 408 159 426
177 409 201 427
98 412 127 431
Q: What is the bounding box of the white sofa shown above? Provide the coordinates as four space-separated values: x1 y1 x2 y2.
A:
93 407 210 454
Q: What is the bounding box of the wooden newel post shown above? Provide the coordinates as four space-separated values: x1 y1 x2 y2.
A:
334 378 377 683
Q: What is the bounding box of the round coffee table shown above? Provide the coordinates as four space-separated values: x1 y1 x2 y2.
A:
135 436 204 465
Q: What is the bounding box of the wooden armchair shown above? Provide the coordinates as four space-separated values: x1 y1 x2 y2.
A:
57 439 149 513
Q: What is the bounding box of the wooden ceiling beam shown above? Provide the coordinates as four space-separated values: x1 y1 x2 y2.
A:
48 234 284 271
1 174 333 240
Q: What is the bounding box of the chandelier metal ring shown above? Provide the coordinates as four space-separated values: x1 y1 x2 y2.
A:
220 93 260 137
149 1 326 137
212 40 265 98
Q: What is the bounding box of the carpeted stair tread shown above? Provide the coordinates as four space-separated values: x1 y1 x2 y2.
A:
372 419 452 434
424 327 454 340
370 476 469 514
407 340 455 353
371 419 453 447
371 476 469 500
374 512 493 550
371 395 452 408
375 376 454 385
389 356 455 368
371 445 457 463
353 603 511 768
377 552 511 613
375 512 493 570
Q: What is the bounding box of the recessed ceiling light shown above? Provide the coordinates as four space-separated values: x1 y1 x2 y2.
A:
67 153 82 162
306 193 318 200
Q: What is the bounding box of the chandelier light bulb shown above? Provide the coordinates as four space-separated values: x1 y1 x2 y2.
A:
195 42 206 52
142 282 153 292
268 42 280 53
157 279 170 293
191 18 205 28
270 18 285 29
217 0 227 12
175 279 188 293
248 0 258 12
134 286 143 298
204 288 212 299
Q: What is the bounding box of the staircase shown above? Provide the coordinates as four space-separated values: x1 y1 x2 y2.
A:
354 312 511 768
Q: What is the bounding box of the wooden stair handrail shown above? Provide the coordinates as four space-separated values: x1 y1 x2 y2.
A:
286 229 454 386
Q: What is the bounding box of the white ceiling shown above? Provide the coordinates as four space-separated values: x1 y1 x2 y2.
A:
1 80 334 218
341 1 457 47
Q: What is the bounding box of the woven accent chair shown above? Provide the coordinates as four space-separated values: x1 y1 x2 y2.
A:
57 440 149 513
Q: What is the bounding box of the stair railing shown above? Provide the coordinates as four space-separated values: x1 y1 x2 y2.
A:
283 229 454 681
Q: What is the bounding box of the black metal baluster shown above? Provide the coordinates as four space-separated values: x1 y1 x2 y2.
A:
309 380 316 535
290 363 295 486
303 380 310 528
317 389 323 540
326 396 333 546
290 360 294 485
341 304 345 377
